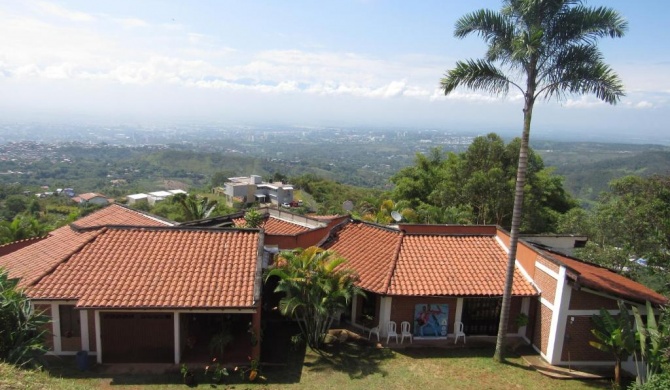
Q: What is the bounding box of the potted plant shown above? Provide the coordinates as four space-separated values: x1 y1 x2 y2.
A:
180 364 196 386
515 313 529 328
205 357 229 384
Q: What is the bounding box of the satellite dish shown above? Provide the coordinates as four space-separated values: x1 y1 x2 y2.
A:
342 200 354 212
391 210 402 222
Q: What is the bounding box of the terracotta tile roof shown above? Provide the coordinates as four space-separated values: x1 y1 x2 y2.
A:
262 218 310 235
0 204 172 288
78 192 107 201
307 214 342 221
69 204 172 229
325 222 402 294
549 251 668 306
232 216 310 235
0 228 102 288
29 228 260 309
324 221 537 297
392 235 536 296
0 236 48 257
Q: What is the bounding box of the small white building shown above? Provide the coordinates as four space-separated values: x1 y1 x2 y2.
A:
148 191 173 206
126 193 149 205
223 175 294 207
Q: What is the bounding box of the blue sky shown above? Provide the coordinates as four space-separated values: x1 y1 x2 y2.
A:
1 0 669 139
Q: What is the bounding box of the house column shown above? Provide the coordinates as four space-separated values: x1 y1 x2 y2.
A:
173 312 181 364
251 309 261 360
94 311 102 364
80 310 90 351
51 303 62 353
378 296 392 336
547 266 572 364
351 295 358 326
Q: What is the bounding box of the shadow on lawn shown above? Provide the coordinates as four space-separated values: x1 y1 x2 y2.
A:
304 339 394 379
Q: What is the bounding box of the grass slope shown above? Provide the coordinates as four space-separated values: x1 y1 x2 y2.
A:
1 344 610 390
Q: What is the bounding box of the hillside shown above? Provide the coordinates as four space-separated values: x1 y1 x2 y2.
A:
535 141 670 202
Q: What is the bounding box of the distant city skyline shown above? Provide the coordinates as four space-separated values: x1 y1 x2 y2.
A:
1 1 669 139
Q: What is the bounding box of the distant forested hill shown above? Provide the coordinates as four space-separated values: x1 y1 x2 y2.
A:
2 138 668 207
534 141 670 203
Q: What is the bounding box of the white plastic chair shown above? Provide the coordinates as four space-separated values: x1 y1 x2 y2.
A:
386 321 398 344
454 321 466 344
400 321 413 344
368 324 380 341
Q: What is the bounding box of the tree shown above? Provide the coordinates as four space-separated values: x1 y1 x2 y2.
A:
3 195 27 220
589 300 636 387
265 247 363 350
391 136 574 230
0 216 48 245
562 176 670 294
441 0 626 361
174 193 218 221
243 209 264 228
0 269 49 367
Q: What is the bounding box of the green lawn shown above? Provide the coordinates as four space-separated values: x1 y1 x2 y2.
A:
1 343 611 390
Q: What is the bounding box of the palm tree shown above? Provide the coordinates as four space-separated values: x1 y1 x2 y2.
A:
174 193 218 221
441 0 626 362
265 246 363 350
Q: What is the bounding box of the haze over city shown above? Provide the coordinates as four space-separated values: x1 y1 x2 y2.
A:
1 0 669 142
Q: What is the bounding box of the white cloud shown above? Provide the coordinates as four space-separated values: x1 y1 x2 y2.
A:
634 101 653 109
564 96 607 108
114 17 148 28
35 1 94 22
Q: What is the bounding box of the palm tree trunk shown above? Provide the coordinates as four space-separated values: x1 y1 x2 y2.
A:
493 101 533 362
615 358 621 387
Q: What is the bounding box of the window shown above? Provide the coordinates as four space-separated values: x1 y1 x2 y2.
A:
59 305 81 338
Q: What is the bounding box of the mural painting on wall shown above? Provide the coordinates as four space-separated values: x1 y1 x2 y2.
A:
414 304 449 337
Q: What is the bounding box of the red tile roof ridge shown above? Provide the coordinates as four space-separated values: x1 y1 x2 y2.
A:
27 227 107 288
383 229 405 295
0 235 47 249
71 224 262 234
351 219 402 232
111 204 175 225
74 204 175 227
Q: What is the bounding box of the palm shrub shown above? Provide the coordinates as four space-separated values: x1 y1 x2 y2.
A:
590 300 636 387
631 302 668 387
265 247 363 350
0 269 49 367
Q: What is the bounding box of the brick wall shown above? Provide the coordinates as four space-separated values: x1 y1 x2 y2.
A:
532 300 553 355
534 268 557 304
34 304 54 351
569 289 619 310
561 316 613 362
390 296 457 335
61 334 81 351
536 257 559 273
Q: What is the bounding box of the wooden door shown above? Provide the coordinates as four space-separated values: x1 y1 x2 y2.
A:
100 312 173 363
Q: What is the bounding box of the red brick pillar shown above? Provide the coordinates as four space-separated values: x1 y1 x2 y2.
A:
251 308 261 360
